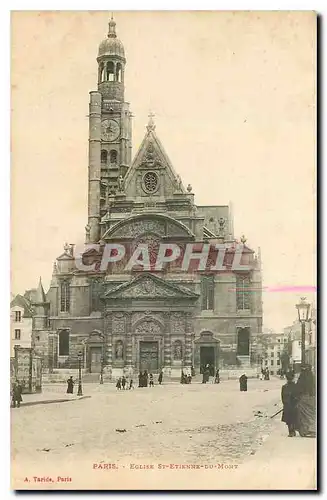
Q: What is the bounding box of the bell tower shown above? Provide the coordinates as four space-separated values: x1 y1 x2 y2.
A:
87 15 133 243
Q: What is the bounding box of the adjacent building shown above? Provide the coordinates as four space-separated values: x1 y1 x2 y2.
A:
32 17 263 378
10 294 34 356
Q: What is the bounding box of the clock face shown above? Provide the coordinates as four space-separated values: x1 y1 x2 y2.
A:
101 119 120 142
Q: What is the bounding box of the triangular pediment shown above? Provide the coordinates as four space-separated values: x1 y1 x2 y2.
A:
123 126 187 198
104 273 199 300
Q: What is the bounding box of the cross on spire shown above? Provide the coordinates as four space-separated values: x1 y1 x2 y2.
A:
147 111 156 131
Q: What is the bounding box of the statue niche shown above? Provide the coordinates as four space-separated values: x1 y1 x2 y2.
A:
173 340 183 360
115 340 124 360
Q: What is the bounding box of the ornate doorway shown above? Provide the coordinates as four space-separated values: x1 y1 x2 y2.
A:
89 347 102 373
200 346 215 376
139 341 159 372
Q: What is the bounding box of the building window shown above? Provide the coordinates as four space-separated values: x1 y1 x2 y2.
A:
271 352 274 357
106 61 115 82
236 276 250 310
90 279 103 312
116 63 122 82
277 339 280 343
277 360 280 365
265 360 268 365
36 335 40 342
101 150 108 163
201 275 214 310
237 327 250 355
60 281 70 312
14 329 21 340
110 150 118 163
59 330 69 356
270 371 274 375
15 311 21 322
271 360 274 366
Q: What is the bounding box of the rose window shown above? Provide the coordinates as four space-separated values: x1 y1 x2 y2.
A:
143 172 158 193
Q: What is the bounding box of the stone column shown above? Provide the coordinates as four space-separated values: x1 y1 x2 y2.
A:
104 311 113 379
125 312 133 369
163 312 171 376
88 91 102 243
184 312 194 367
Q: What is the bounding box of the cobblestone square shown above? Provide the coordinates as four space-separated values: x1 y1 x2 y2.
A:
11 378 316 489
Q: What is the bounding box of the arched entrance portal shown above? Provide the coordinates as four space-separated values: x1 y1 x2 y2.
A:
134 320 163 373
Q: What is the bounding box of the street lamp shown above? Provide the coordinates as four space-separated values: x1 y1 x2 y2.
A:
100 355 104 384
77 351 83 396
296 297 311 367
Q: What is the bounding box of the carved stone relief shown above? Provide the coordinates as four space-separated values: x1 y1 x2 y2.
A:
112 313 125 334
170 312 185 335
111 219 165 239
121 277 173 298
135 320 161 337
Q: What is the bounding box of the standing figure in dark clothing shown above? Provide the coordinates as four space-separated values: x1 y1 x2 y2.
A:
143 371 149 387
214 369 220 384
158 370 163 385
116 377 122 390
149 373 154 387
66 376 74 394
121 376 126 390
239 374 248 392
191 365 195 377
12 381 23 408
138 372 143 387
265 368 270 380
281 371 298 436
181 370 185 384
295 365 316 437
129 379 134 390
202 365 210 384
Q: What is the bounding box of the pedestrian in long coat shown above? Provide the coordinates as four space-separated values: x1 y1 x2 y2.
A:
158 371 163 385
144 371 149 387
149 373 154 387
121 376 126 390
66 376 74 394
281 371 298 436
239 374 248 392
116 378 122 390
12 381 23 408
214 369 220 384
138 372 143 387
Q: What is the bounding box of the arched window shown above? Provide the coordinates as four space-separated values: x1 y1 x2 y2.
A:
59 330 69 356
106 61 115 82
101 150 108 163
110 150 118 163
237 327 250 355
236 275 251 310
201 275 214 310
116 63 122 82
60 281 70 312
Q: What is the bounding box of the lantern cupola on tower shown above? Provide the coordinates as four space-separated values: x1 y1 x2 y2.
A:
97 15 126 101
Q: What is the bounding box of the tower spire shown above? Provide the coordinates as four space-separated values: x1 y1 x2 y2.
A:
108 13 117 38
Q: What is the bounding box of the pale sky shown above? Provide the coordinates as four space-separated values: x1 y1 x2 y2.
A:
11 11 316 331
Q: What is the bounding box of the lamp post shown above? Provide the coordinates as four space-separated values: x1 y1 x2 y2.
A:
77 350 83 396
296 297 311 367
100 355 104 384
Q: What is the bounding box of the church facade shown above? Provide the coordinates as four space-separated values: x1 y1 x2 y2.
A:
32 18 263 378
